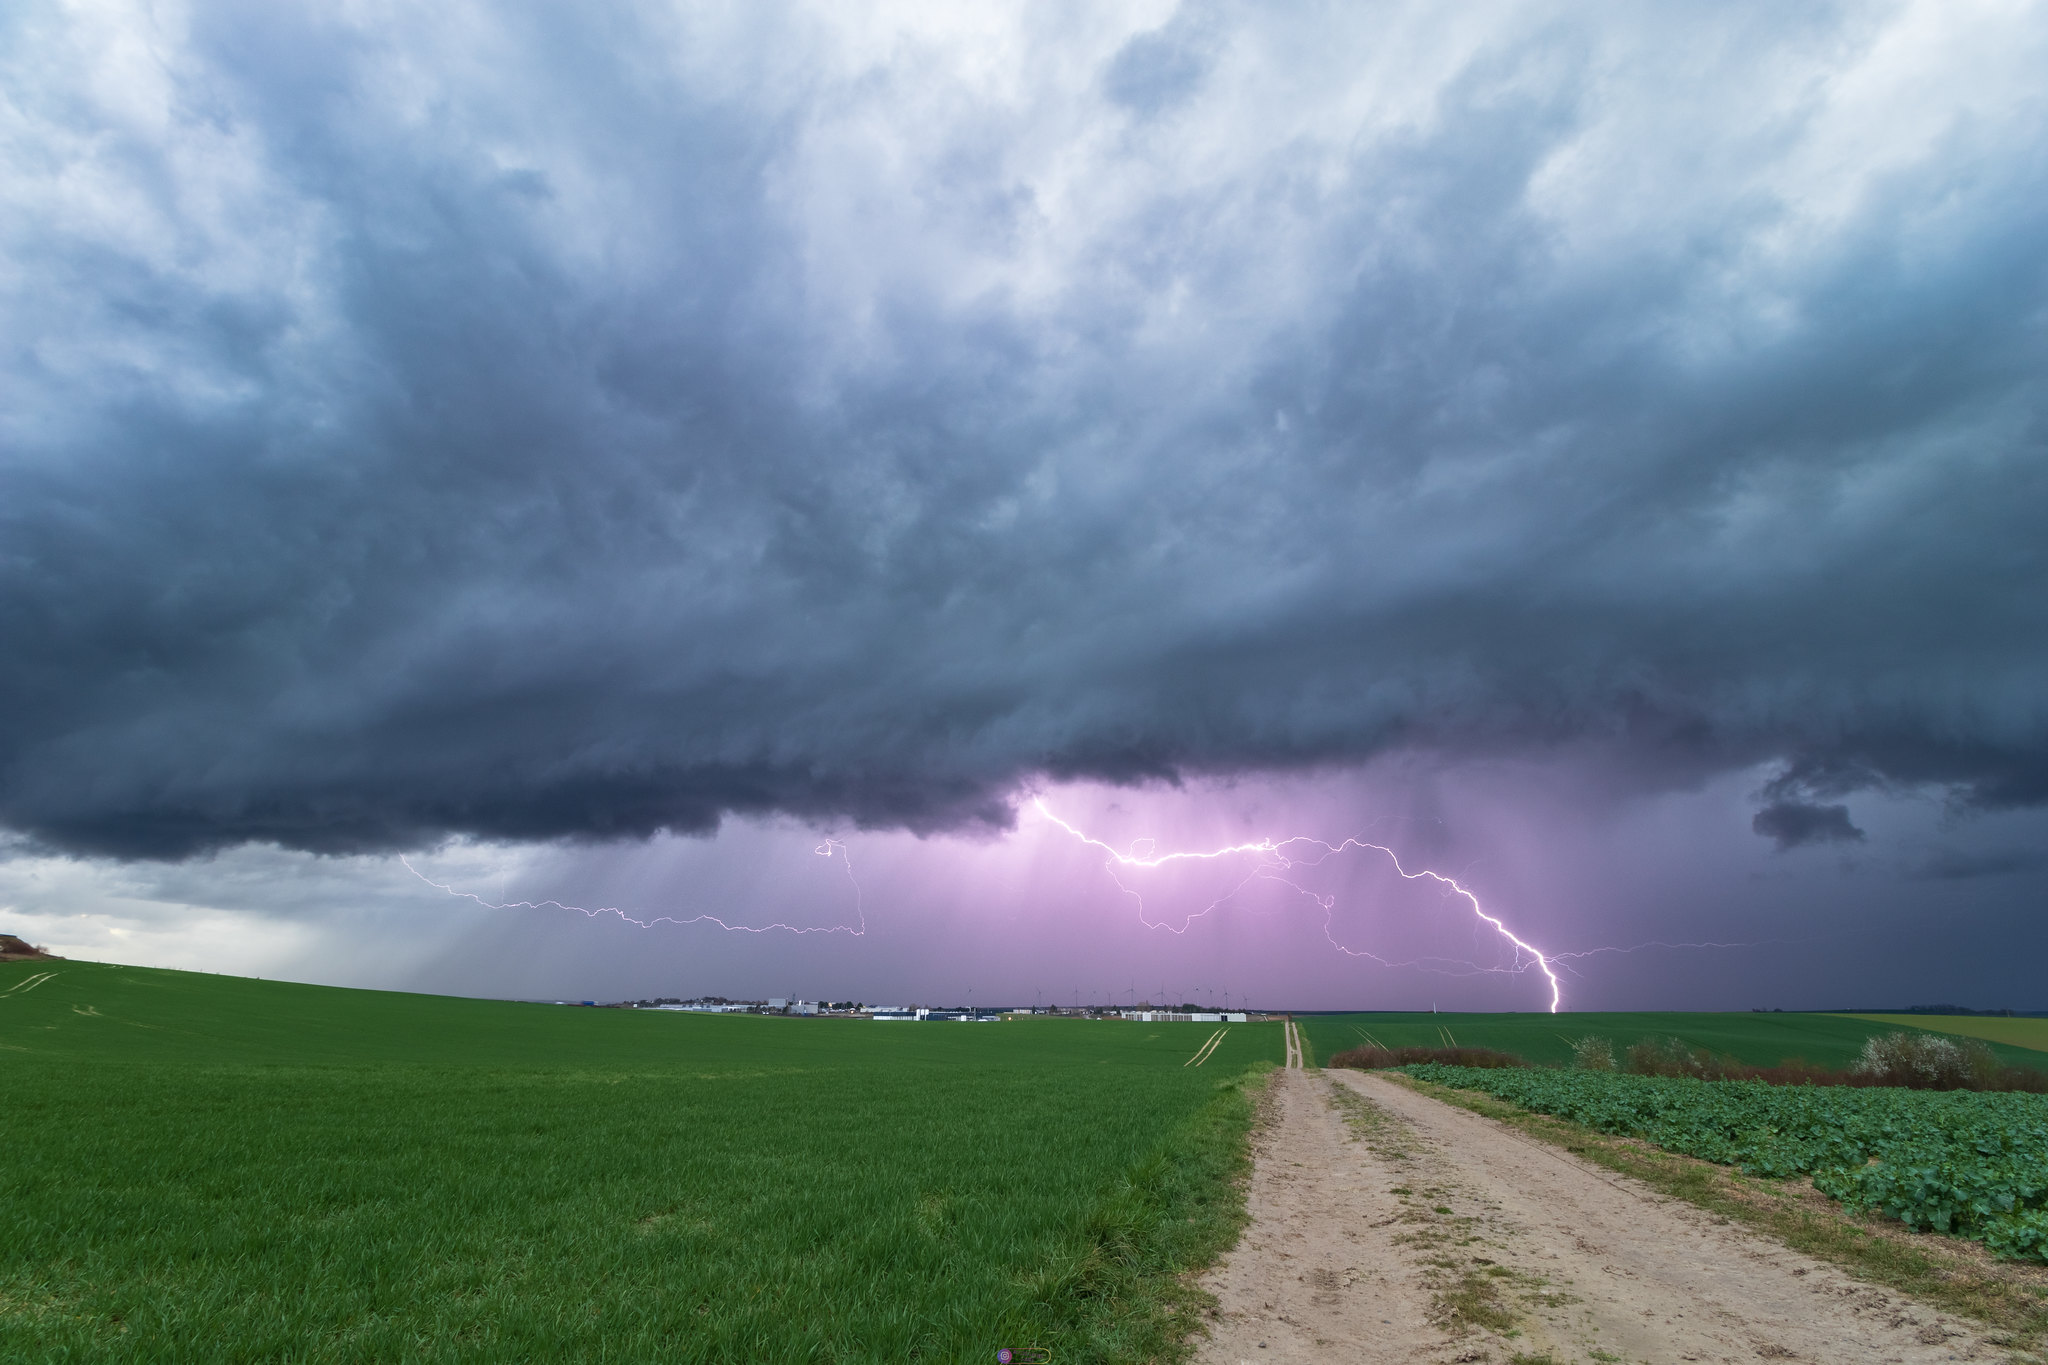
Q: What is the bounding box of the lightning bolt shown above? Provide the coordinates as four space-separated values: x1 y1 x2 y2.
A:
399 839 867 936
1032 798 1565 1013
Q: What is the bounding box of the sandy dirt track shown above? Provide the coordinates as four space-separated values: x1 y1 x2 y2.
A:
1193 1066 2004 1364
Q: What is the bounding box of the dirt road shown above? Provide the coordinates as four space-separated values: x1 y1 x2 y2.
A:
1194 1067 2004 1364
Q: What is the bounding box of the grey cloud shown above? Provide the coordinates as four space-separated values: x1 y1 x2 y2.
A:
1909 847 2048 882
1751 802 1864 851
1103 9 1215 114
3 2 2047 859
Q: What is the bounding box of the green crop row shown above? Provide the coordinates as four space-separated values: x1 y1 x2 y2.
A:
1405 1064 2048 1262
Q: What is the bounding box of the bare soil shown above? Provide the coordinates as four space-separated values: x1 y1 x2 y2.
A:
1193 1065 2015 1364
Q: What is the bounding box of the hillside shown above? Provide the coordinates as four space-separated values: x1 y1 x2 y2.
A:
0 933 54 961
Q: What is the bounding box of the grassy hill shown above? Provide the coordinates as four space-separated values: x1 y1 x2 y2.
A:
3 957 1257 1068
3 960 1278 1364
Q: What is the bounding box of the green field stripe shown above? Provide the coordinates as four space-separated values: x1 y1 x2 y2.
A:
1838 1014 2048 1055
1296 1010 2048 1072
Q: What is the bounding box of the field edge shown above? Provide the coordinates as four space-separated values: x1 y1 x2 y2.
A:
1385 1072 2048 1359
1035 1062 1277 1363
1839 1014 2048 1056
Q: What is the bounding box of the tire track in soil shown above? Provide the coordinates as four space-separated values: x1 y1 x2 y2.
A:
1194 1065 2013 1363
1192 1068 1450 1364
1340 1069 2007 1363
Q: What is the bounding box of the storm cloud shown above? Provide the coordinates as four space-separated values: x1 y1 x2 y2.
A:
1751 801 1864 851
3 0 2045 860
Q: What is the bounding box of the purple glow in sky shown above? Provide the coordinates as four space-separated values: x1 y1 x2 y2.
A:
10 762 2028 1012
1029 795 1564 1010
374 769 2045 1008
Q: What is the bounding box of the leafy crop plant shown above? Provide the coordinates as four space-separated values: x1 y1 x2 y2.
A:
1406 1064 2048 1262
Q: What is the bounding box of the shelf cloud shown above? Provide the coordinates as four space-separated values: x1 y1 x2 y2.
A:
3 0 2045 860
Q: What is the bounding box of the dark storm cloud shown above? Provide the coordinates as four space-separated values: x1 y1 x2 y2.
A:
1750 802 1863 851
3 1 2047 858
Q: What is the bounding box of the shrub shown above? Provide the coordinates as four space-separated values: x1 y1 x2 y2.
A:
1334 1033 2047 1093
1851 1032 2008 1090
1610 1032 2047 1093
1569 1036 1615 1071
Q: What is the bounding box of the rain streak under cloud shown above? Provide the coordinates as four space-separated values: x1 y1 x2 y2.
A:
2 0 2045 1007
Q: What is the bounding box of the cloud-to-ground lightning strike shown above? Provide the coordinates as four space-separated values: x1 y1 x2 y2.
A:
1032 798 1566 1012
400 840 867 936
400 808 1771 1010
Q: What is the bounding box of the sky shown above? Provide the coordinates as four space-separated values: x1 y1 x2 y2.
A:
2 0 2044 1011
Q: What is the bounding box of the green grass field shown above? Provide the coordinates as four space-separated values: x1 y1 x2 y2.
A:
2 960 1278 1364
1842 1014 2048 1055
1297 1010 2048 1072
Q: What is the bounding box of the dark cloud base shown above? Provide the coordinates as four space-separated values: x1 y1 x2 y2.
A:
1751 801 1862 851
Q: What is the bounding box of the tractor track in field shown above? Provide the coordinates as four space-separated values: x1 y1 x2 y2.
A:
1193 1066 2009 1364
0 971 60 997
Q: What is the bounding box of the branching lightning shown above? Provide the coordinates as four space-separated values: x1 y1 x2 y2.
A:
399 840 867 936
1032 798 1565 1012
397 806 1777 1012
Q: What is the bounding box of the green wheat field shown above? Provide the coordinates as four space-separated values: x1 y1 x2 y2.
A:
13 958 2042 1364
2 960 1274 1364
